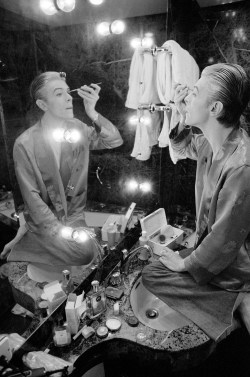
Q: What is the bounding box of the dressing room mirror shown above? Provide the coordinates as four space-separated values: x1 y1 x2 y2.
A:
0 0 249 342
0 0 249 222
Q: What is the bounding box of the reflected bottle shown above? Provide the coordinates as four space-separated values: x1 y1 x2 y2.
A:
53 315 71 347
61 270 74 295
86 280 106 319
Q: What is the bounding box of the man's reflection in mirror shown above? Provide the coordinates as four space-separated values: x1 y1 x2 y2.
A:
0 71 123 278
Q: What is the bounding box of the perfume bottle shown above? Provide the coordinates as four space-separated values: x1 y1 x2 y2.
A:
53 315 71 347
86 280 106 319
61 270 74 295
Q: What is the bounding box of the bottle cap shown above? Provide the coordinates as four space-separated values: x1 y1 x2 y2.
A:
126 316 139 327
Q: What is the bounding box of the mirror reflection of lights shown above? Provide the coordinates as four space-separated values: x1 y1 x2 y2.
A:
96 22 110 36
89 0 104 4
97 20 125 36
130 38 141 49
140 116 151 126
56 0 75 12
52 128 81 143
39 0 57 15
64 129 81 143
110 20 125 34
61 226 73 239
130 36 154 49
72 229 89 242
142 37 154 48
127 180 139 191
129 115 151 125
139 182 151 193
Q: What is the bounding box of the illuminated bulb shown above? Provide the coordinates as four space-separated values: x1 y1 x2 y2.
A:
130 38 142 49
127 179 139 191
64 129 81 143
129 115 139 125
145 32 154 38
56 0 75 12
111 20 125 34
139 182 151 193
139 116 151 125
40 0 58 15
208 57 215 64
142 37 154 48
73 229 88 243
96 22 110 36
89 0 104 4
52 128 65 142
61 226 73 239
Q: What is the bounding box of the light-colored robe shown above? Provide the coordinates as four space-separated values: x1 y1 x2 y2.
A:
170 126 250 291
142 126 250 340
8 115 123 266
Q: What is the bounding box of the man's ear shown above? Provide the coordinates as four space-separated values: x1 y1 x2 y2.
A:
36 99 47 112
210 101 223 119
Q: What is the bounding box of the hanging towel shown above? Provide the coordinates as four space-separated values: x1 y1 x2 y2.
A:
125 49 144 109
130 110 162 161
140 52 160 104
157 40 199 151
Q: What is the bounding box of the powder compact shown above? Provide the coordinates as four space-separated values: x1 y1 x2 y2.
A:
105 317 122 332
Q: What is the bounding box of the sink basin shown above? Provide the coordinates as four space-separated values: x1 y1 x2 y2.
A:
130 277 192 332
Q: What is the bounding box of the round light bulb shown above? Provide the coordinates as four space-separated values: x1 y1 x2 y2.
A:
130 38 141 49
56 0 75 12
89 0 104 4
64 129 81 143
110 20 125 35
142 37 154 48
96 22 110 36
40 0 58 15
139 182 151 193
61 226 73 239
75 230 89 243
127 179 139 191
140 116 151 125
52 128 65 142
129 115 139 125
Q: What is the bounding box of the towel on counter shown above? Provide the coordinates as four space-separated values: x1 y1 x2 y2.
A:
131 110 162 161
157 40 199 150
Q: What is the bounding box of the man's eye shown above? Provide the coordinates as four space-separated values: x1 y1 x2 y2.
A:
56 92 63 96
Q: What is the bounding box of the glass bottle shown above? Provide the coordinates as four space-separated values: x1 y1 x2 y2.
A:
61 269 74 295
86 280 106 319
53 316 71 347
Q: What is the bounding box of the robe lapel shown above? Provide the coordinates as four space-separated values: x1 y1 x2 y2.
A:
33 125 68 220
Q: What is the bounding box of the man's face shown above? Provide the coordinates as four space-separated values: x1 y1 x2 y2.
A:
184 76 212 128
39 79 74 119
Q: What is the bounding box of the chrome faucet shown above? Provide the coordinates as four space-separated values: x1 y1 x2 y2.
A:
121 244 154 276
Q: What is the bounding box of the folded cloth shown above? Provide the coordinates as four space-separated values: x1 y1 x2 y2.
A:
142 260 242 341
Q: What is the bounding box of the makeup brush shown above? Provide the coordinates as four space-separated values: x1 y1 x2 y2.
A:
69 82 102 93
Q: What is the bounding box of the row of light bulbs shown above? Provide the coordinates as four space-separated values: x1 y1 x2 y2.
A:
40 0 105 15
126 180 152 193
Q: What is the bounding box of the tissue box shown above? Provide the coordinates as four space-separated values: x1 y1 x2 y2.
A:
140 208 184 256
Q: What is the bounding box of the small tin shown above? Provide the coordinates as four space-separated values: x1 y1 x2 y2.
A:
96 326 108 339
